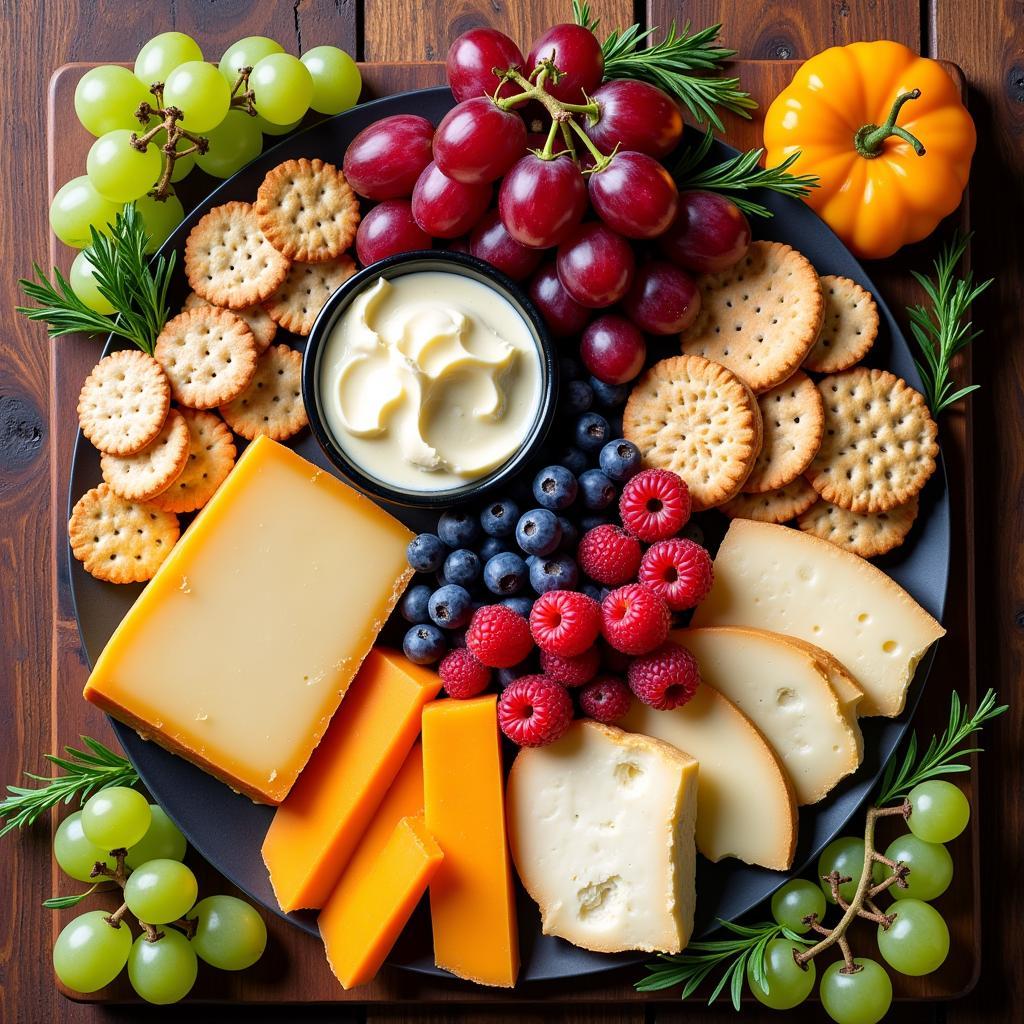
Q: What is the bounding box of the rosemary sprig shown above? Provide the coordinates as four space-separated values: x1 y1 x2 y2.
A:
16 203 175 355
907 232 993 415
0 737 138 837
877 688 1006 806
43 884 101 910
572 1 756 130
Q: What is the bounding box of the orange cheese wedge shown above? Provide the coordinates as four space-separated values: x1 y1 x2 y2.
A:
262 649 441 911
422 696 519 988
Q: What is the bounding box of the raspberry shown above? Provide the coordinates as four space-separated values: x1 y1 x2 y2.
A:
466 605 534 668
438 648 492 699
638 538 714 611
539 647 601 687
627 642 701 710
619 468 691 542
529 590 601 657
498 675 574 746
577 524 642 586
601 583 671 655
579 676 632 723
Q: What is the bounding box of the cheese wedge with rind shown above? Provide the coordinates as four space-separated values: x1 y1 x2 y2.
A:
507 720 698 955
690 519 945 717
622 686 797 870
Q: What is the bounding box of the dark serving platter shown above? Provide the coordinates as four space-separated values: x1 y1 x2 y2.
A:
68 86 949 985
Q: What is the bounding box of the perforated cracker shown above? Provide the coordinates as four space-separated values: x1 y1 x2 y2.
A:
263 256 357 336
183 290 277 353
100 408 190 502
802 275 879 374
148 409 236 514
720 477 819 525
220 344 308 441
797 495 919 557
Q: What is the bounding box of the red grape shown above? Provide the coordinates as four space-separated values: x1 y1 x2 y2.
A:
556 223 635 308
588 151 679 239
446 28 526 103
526 24 603 103
433 98 527 185
343 114 434 200
658 190 752 274
469 210 543 281
585 80 684 159
411 161 491 239
499 153 587 249
580 315 647 384
528 262 591 337
621 261 701 335
356 199 432 265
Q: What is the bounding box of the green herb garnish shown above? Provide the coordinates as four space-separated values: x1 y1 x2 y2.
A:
43 884 101 910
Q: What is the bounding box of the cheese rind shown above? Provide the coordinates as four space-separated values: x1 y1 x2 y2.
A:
691 519 945 717
507 721 698 954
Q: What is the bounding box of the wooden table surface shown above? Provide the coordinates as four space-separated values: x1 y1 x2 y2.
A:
2 1 1022 1022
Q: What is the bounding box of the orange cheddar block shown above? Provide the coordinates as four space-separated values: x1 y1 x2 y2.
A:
83 437 414 804
422 696 519 988
319 814 443 989
262 649 441 911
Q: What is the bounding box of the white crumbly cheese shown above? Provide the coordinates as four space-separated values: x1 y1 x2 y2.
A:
506 721 697 954
691 520 946 717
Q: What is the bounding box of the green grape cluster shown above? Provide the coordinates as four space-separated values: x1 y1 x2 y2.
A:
51 786 267 1004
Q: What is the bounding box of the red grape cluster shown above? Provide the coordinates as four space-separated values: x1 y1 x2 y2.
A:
343 21 753 388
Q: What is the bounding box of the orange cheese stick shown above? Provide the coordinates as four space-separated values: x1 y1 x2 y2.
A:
422 696 519 988
262 649 440 911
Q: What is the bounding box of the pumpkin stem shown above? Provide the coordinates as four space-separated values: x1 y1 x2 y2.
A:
854 89 927 159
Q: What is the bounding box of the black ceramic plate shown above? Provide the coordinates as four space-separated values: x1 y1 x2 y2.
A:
68 86 949 986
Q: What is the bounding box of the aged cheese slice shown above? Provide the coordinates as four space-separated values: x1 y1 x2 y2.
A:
422 696 519 988
690 520 945 716
622 686 797 870
263 648 441 911
672 628 863 805
507 720 698 954
781 634 865 725
84 437 415 803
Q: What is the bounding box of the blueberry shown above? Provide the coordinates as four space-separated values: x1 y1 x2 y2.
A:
581 581 605 603
581 513 614 533
483 552 528 595
407 533 446 573
403 623 447 664
556 516 579 553
479 535 512 562
533 464 578 510
427 584 473 629
516 508 562 555
589 376 630 408
530 554 579 594
579 468 617 510
400 584 432 624
559 355 584 382
443 548 481 588
437 511 481 548
480 498 520 538
565 379 594 415
558 445 589 477
599 438 643 482
501 596 534 618
575 412 611 453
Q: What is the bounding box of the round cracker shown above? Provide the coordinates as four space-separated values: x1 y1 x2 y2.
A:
681 241 824 394
623 354 762 511
100 408 190 501
797 495 919 557
77 350 170 456
743 370 824 493
220 344 308 441
802 275 879 374
806 368 939 514
255 158 360 263
720 476 819 524
263 256 357 336
155 306 259 410
148 409 237 514
184 200 290 310
183 290 277 353
69 483 179 583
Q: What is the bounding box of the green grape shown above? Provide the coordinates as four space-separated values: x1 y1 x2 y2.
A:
250 53 313 126
745 938 815 1010
75 65 150 137
126 805 187 868
49 176 120 248
219 36 283 82
871 833 953 902
820 958 893 1024
908 779 970 844
69 252 117 316
127 929 197 1004
301 45 361 115
877 898 950 976
124 859 198 924
255 113 303 136
771 879 827 933
81 786 151 850
817 836 865 905
131 193 185 254
135 32 203 86
87 129 162 203
54 810 117 880
195 110 263 179
187 895 268 970
53 911 132 993
163 62 231 133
